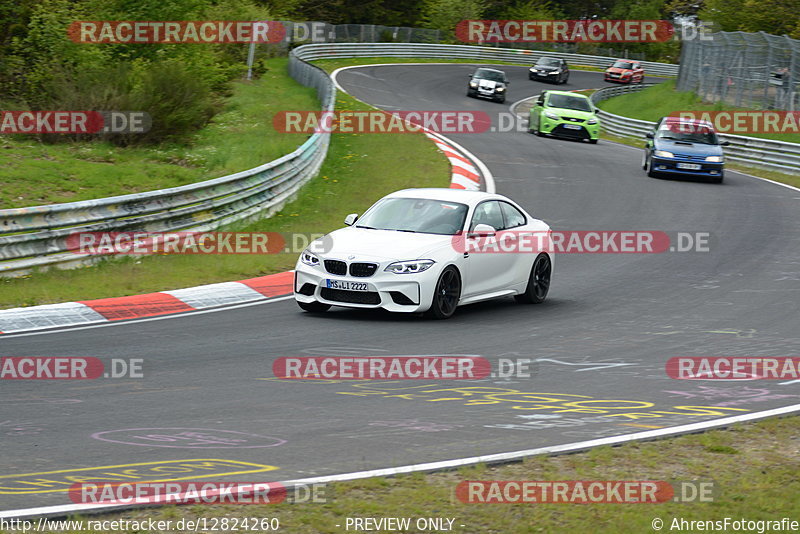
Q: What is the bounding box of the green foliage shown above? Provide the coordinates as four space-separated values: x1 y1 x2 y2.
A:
0 0 271 146
421 0 484 39
500 0 563 19
699 0 800 37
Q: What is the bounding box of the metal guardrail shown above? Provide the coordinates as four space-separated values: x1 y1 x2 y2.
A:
291 42 679 77
591 84 800 173
0 50 335 276
0 44 679 276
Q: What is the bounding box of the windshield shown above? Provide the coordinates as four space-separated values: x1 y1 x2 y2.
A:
474 69 505 82
659 122 719 144
356 198 469 235
536 58 561 67
547 94 593 112
612 61 635 69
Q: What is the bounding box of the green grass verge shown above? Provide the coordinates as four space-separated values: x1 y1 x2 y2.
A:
0 69 449 309
600 131 800 189
596 80 800 144
0 58 318 209
25 415 800 534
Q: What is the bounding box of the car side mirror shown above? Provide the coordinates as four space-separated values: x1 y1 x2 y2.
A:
720 140 731 146
469 224 496 237
505 80 510 85
344 213 358 226
645 132 654 139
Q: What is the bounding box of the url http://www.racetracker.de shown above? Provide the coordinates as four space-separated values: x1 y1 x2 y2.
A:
0 516 282 532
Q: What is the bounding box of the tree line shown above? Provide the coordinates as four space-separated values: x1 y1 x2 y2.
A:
1 0 797 146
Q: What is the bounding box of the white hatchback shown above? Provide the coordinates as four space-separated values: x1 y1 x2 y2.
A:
293 188 553 319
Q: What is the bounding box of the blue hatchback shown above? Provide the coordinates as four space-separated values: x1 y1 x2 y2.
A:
643 117 730 183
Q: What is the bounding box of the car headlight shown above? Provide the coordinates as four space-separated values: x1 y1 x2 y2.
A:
587 118 598 125
384 260 435 274
705 155 723 162
654 150 674 158
469 81 478 88
496 87 505 92
529 67 535 72
544 111 559 120
300 249 320 267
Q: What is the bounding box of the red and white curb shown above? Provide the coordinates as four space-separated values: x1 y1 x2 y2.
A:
330 65 493 194
425 132 481 190
0 66 496 335
0 272 293 334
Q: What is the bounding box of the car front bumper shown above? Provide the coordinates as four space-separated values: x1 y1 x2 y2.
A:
605 74 633 83
469 87 505 100
530 70 560 81
650 156 724 177
294 262 440 313
539 119 600 140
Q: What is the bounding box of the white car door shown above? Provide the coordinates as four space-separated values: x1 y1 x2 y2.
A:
462 200 517 296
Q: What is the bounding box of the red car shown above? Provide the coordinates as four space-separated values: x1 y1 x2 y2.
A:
604 60 644 84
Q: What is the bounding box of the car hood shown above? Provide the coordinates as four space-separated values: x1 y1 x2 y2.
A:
547 107 596 120
472 78 505 88
534 65 559 71
317 227 454 262
606 67 631 74
655 139 723 156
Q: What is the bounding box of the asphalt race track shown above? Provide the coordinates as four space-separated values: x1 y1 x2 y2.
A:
1 65 799 513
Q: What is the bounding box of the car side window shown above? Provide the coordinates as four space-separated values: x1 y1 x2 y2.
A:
500 202 526 229
470 201 505 231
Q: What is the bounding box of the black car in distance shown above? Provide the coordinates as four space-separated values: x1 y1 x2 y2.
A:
529 57 569 84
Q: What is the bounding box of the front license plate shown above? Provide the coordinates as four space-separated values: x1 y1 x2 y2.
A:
326 280 368 291
677 163 702 170
563 124 581 130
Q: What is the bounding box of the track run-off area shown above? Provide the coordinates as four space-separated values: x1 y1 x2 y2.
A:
1 64 798 516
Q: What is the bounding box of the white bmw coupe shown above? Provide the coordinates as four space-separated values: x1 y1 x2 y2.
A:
293 188 553 319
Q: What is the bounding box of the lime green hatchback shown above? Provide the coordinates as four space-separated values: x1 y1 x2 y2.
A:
529 90 600 143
